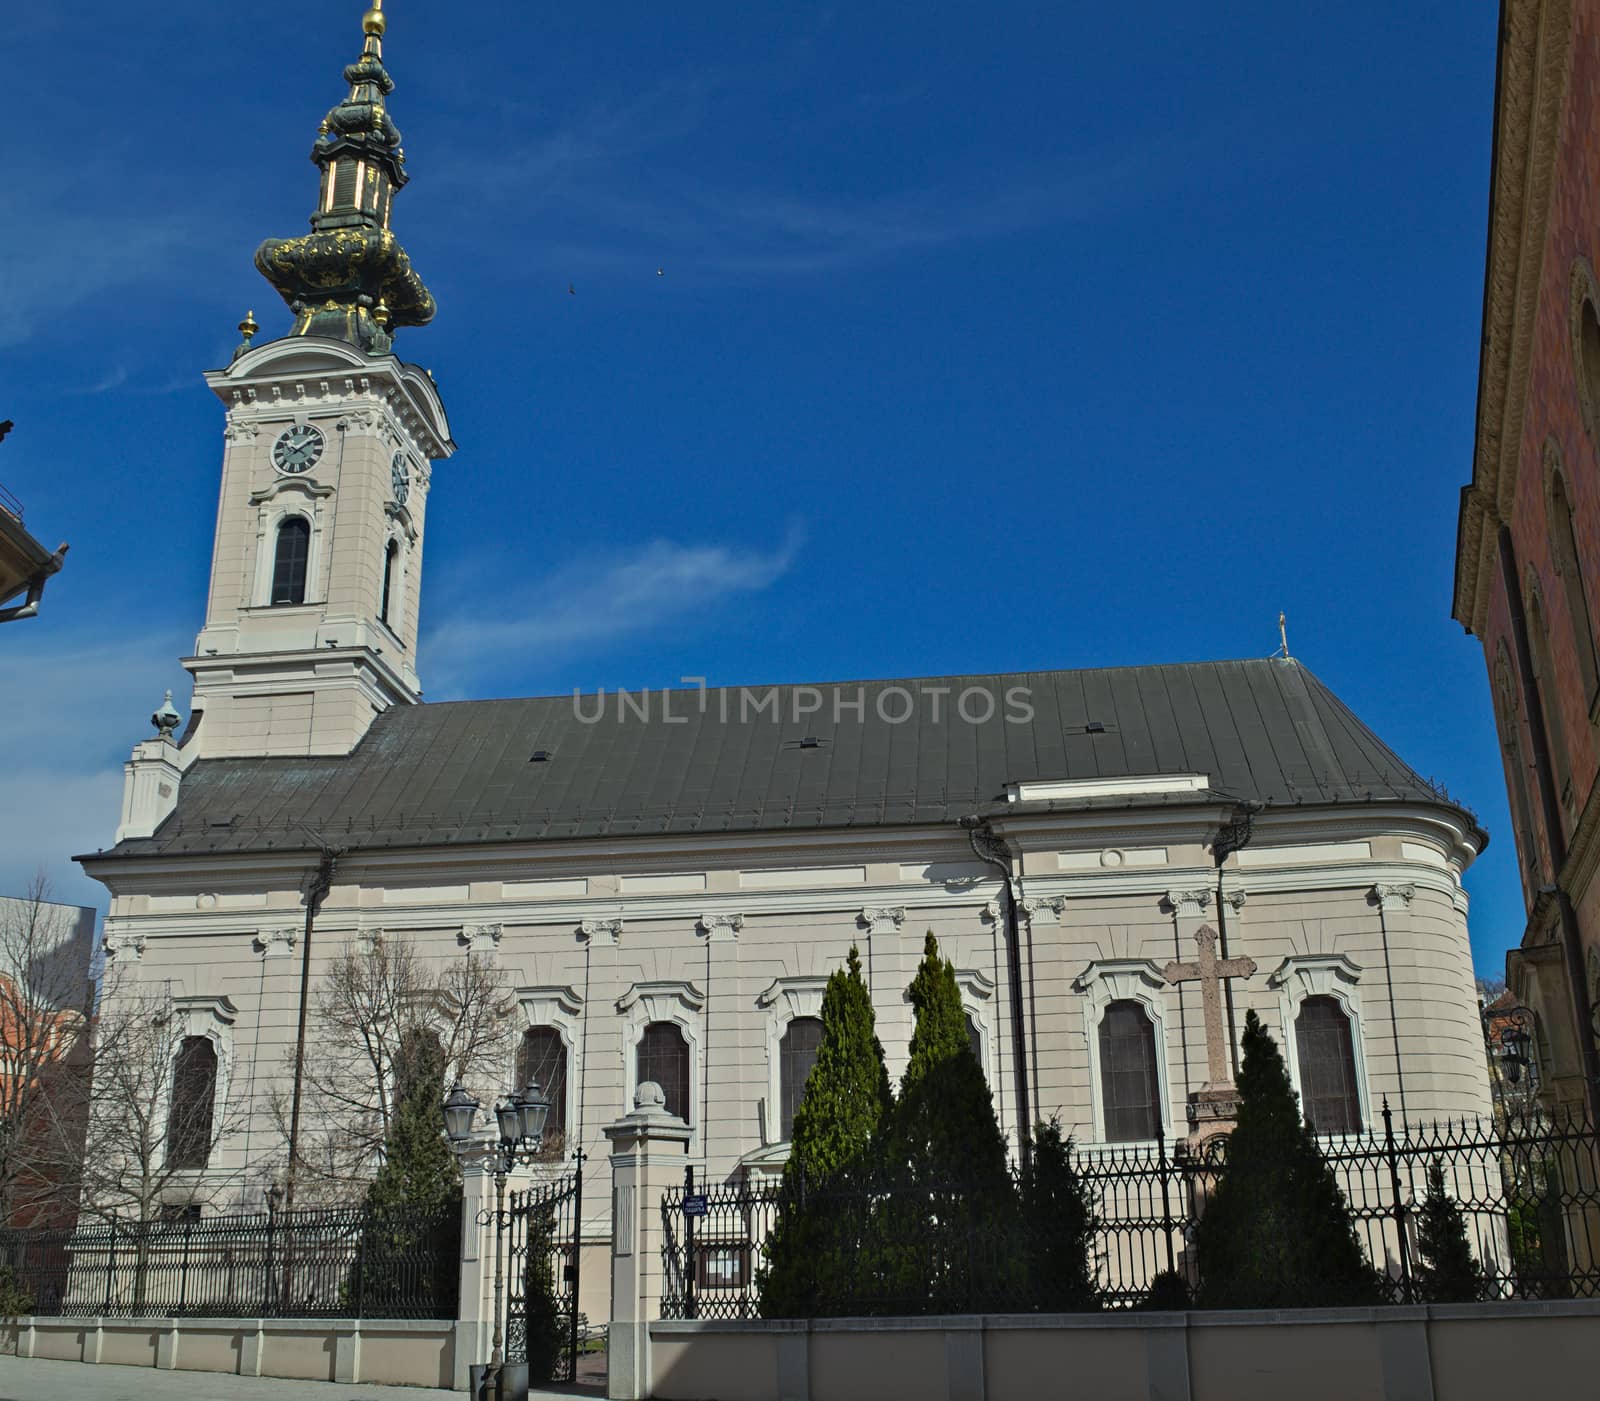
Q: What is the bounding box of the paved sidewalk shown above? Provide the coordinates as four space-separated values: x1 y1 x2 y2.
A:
0 1356 586 1401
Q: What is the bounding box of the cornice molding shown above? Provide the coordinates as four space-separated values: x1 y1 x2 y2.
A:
1456 0 1576 632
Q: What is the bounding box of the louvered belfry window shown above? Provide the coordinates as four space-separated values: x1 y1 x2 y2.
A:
1098 1000 1161 1142
637 1022 691 1123
271 517 310 605
779 1017 824 1141
1296 996 1361 1135
166 1036 218 1169
516 1027 568 1137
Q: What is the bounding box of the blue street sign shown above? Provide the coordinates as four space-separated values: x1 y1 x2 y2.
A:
683 1194 709 1218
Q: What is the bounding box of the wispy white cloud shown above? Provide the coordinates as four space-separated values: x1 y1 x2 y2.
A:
424 526 804 696
423 70 1213 282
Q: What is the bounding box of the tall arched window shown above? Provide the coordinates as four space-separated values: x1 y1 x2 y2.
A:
964 1013 983 1067
1547 459 1600 706
379 539 399 627
516 1026 568 1140
1098 1000 1160 1142
1525 573 1574 812
270 517 311 606
637 1022 690 1123
1495 646 1539 884
778 1016 823 1141
166 1036 218 1169
1295 996 1361 1135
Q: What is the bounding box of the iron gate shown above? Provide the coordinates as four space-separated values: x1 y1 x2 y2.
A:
503 1165 583 1384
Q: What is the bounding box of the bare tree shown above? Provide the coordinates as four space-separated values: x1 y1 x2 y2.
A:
50 975 250 1225
270 937 514 1202
0 873 94 1225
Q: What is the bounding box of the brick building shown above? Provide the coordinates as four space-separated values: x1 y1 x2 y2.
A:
1454 0 1600 1120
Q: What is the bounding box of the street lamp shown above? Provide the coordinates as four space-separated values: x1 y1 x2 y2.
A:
442 1078 551 1401
1480 1000 1536 1104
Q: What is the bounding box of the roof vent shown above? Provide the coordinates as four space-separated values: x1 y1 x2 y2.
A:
1085 721 1106 734
798 736 821 749
529 750 553 763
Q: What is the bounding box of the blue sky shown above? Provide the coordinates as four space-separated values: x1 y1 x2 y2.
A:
0 2 1514 973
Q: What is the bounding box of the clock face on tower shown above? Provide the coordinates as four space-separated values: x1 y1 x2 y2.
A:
391 451 411 506
272 424 325 474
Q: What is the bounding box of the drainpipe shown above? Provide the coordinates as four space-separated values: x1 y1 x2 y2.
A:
282 842 339 1213
961 816 1033 1172
1499 524 1600 1123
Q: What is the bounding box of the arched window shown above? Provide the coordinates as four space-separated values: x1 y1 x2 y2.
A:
1547 460 1600 706
166 1036 218 1169
379 539 399 627
1495 646 1539 884
637 1022 690 1123
964 1013 983 1066
516 1026 568 1140
1098 1000 1160 1142
270 517 311 606
1295 996 1361 1135
1525 574 1574 812
778 1016 823 1141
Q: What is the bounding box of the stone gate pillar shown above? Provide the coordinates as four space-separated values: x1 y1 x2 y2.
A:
606 1082 692 1401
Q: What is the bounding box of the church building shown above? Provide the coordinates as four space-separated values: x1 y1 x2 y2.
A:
81 5 1491 1254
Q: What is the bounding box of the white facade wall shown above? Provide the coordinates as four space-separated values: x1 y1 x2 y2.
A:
88 804 1491 1245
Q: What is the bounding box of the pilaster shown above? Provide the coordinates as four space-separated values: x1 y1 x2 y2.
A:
860 906 910 1081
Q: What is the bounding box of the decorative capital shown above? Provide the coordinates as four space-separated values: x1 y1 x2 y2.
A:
102 929 146 965
579 917 623 945
1021 894 1065 921
859 906 906 933
460 923 502 953
1372 883 1415 913
1165 888 1212 917
980 899 1001 924
253 928 298 959
698 912 744 942
1221 886 1247 913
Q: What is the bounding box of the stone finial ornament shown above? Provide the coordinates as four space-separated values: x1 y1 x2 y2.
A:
152 690 182 740
634 1081 667 1111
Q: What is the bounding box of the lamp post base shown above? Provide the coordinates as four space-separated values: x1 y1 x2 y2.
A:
469 1361 529 1401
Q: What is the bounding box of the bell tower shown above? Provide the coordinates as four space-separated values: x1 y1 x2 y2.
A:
184 2 455 760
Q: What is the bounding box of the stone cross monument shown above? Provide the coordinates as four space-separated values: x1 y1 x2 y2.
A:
1164 924 1256 1149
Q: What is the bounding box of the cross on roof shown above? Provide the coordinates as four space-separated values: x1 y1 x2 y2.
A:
1163 924 1256 1087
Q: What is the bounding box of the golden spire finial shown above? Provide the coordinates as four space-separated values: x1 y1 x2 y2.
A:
238 309 259 341
363 0 386 38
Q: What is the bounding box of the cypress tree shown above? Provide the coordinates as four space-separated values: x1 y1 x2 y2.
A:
346 1032 462 1316
1194 1010 1379 1308
788 946 892 1186
1415 1161 1483 1303
758 946 891 1317
875 932 1013 1312
1019 1117 1098 1311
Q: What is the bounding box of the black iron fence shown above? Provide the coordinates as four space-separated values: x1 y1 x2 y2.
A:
660 1105 1600 1318
0 1202 459 1320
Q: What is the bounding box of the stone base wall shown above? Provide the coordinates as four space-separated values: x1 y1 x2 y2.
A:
643 1302 1600 1401
16 1315 458 1390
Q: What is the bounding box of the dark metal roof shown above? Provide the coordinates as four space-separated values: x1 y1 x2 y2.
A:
97 659 1473 860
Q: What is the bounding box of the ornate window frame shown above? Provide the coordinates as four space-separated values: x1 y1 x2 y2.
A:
1072 960 1173 1145
617 980 704 1136
158 993 237 1174
955 968 998 1091
247 476 334 609
1267 953 1371 1135
512 984 583 1160
755 976 828 1148
1570 256 1600 446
